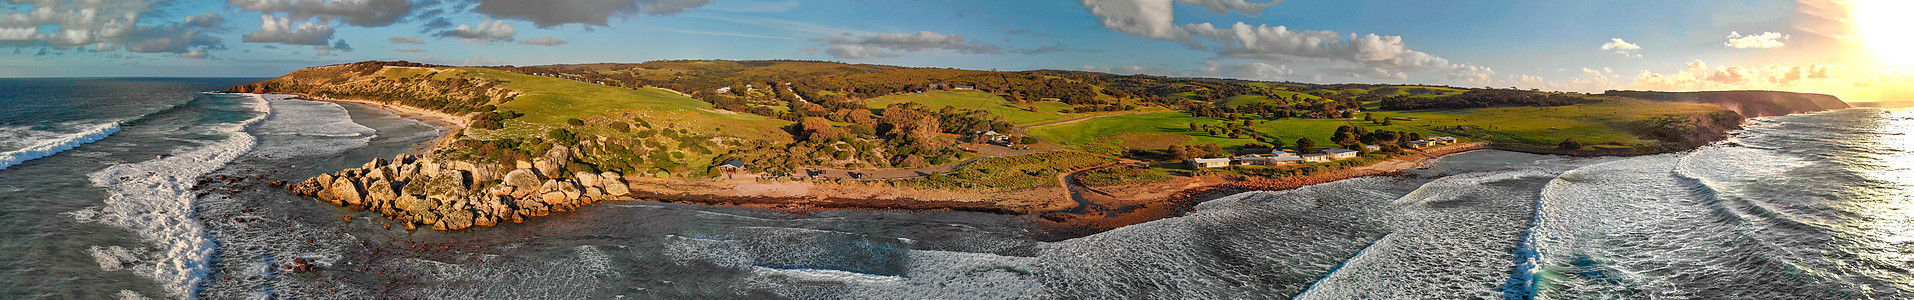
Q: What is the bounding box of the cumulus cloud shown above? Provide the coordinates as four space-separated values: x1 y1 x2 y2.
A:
435 19 514 43
517 36 567 46
243 14 334 45
472 0 716 28
1450 64 1495 86
1600 38 1641 57
1077 0 1466 81
226 0 413 27
389 36 424 44
1633 60 1845 91
1724 31 1786 49
178 48 208 59
0 1 226 56
817 31 1004 59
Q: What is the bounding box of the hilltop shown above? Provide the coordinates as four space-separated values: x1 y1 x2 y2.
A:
230 60 1847 234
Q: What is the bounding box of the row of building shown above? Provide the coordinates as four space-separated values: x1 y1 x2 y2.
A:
1188 136 1459 168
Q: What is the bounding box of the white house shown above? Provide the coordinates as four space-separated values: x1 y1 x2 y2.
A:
1271 150 1298 157
1409 140 1431 149
1364 144 1382 151
1323 148 1358 160
1191 158 1232 168
1301 153 1331 163
1434 137 1457 144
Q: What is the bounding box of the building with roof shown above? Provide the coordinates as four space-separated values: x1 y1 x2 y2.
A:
1190 158 1232 168
1323 148 1358 160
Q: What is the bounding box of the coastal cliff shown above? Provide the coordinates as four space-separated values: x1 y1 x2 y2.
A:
239 60 1864 233
1603 90 1851 118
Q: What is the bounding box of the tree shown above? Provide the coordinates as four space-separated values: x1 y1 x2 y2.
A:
1019 136 1039 144
1381 118 1393 126
1559 138 1584 150
1297 138 1318 154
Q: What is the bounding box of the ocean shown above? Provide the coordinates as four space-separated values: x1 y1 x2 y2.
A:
0 78 1908 299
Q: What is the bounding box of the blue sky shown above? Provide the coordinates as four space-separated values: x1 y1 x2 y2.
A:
2 0 1908 100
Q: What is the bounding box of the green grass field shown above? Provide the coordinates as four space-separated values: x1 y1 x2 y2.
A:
1028 97 1734 155
450 68 791 142
1027 111 1447 155
864 90 1081 125
1364 98 1725 148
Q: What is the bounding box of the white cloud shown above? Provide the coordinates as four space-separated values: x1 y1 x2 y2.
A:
388 36 424 44
435 19 515 43
0 1 225 56
817 31 1003 59
226 0 413 27
1600 38 1641 57
1632 60 1846 91
517 36 567 46
472 0 716 28
243 14 334 46
177 48 207 59
1724 31 1786 49
1077 0 1468 82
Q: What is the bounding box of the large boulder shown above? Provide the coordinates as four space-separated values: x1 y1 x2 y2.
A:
362 157 387 170
544 146 572 165
366 178 398 206
502 169 541 198
469 162 502 183
395 194 436 213
420 160 442 178
575 172 601 188
557 180 583 200
514 197 550 217
601 172 630 196
418 170 470 200
532 158 562 178
329 176 364 206
540 192 569 206
440 209 475 230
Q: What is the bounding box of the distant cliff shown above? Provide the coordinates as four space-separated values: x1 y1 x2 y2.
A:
1603 90 1851 118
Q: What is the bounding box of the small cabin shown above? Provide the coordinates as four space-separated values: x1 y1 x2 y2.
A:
718 159 749 171
1364 144 1382 151
1190 158 1232 168
1301 153 1330 163
1269 155 1304 165
1271 150 1298 157
1323 148 1358 160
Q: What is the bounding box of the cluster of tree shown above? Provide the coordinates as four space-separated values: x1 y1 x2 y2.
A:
1327 125 1419 152
470 108 520 130
1167 143 1225 160
1377 89 1597 110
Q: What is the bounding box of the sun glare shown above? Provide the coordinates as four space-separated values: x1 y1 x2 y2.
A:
1854 0 1914 66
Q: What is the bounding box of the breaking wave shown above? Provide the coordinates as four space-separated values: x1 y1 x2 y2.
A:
77 93 270 298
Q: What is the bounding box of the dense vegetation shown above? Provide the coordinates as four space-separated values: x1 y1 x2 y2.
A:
895 151 1111 190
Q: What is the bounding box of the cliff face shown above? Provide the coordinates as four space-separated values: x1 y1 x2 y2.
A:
1603 90 1851 118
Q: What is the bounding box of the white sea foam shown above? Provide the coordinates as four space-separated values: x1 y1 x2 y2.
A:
81 93 270 299
0 121 121 170
248 98 376 158
88 245 143 271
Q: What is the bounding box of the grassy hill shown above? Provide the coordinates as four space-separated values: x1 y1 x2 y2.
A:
235 60 1838 178
863 90 1081 125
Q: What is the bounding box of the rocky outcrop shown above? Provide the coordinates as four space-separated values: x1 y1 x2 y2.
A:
288 146 632 231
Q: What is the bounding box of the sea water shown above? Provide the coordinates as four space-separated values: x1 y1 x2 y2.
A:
1 78 1909 299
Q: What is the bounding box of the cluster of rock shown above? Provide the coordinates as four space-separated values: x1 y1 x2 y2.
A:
290 146 632 230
